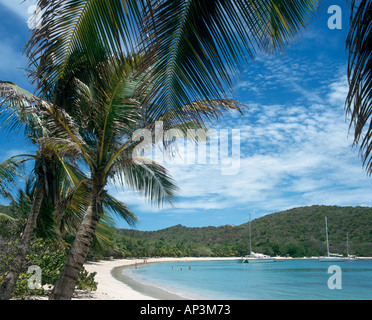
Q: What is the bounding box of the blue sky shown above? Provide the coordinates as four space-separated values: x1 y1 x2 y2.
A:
1 1 371 231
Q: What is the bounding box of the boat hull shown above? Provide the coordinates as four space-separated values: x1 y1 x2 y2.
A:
241 258 275 263
319 257 346 262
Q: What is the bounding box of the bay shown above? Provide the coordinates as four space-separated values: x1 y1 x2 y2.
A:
121 259 372 300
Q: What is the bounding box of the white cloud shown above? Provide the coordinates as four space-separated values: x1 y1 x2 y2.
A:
109 54 370 229
112 95 370 219
328 76 349 107
0 0 37 20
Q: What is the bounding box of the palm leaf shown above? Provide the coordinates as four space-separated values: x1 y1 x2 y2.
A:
103 193 137 227
111 157 179 207
26 1 318 122
0 80 95 170
0 212 17 222
0 81 48 138
91 213 117 253
138 0 319 123
25 0 142 93
0 157 24 198
346 0 372 174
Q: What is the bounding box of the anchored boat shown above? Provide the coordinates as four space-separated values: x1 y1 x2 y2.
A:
319 216 346 262
239 215 275 263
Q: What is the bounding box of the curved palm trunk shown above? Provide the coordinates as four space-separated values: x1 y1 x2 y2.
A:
0 184 44 300
49 180 105 300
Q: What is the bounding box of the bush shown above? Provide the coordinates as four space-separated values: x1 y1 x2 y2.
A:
0 238 97 298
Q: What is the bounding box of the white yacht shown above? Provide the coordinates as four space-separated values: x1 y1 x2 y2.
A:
239 215 275 263
319 216 346 262
240 252 276 263
345 232 358 261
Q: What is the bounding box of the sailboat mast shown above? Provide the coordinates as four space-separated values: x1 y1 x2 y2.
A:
347 232 349 256
249 214 252 255
325 216 330 257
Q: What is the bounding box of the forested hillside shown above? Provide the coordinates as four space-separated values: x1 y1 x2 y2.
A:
114 206 372 257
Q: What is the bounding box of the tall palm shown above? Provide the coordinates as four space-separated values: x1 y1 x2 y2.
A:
26 0 319 123
346 0 372 174
0 80 66 299
0 151 52 300
0 81 138 299
35 50 244 299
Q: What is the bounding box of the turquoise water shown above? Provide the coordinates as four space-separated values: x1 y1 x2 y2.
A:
123 259 372 300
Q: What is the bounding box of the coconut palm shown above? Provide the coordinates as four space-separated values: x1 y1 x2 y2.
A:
25 48 243 299
0 81 66 299
346 0 372 174
0 79 137 299
0 152 52 299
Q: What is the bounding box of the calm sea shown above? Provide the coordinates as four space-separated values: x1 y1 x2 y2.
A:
122 259 372 300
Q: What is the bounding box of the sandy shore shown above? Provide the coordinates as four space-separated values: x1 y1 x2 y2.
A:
81 257 237 300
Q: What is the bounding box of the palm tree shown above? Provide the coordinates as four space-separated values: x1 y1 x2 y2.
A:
27 47 244 299
0 83 139 299
346 0 372 174
0 80 62 299
0 154 48 299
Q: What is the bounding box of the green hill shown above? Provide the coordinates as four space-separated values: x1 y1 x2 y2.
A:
115 205 372 257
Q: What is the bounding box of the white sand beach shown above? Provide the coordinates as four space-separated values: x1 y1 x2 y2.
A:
81 257 237 300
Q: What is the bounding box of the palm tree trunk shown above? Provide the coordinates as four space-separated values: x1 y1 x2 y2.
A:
49 181 105 300
0 184 44 300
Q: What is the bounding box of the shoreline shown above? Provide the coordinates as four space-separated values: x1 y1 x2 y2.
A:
82 257 237 300
83 256 372 300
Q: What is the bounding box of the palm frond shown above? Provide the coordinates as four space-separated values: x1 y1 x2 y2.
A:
91 213 117 253
138 0 319 124
26 1 318 121
160 98 246 131
111 157 179 207
90 57 142 164
0 157 24 198
0 81 48 139
346 0 372 174
103 193 137 227
25 0 142 94
0 212 17 222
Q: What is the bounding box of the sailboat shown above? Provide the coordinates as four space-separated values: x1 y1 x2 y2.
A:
239 215 275 263
319 216 346 262
345 232 358 261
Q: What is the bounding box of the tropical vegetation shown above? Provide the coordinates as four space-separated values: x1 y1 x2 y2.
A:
96 205 372 259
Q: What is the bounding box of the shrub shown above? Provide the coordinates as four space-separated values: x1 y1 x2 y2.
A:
0 238 97 298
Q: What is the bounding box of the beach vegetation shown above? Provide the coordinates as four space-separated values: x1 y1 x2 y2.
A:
113 206 372 258
0 238 97 299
